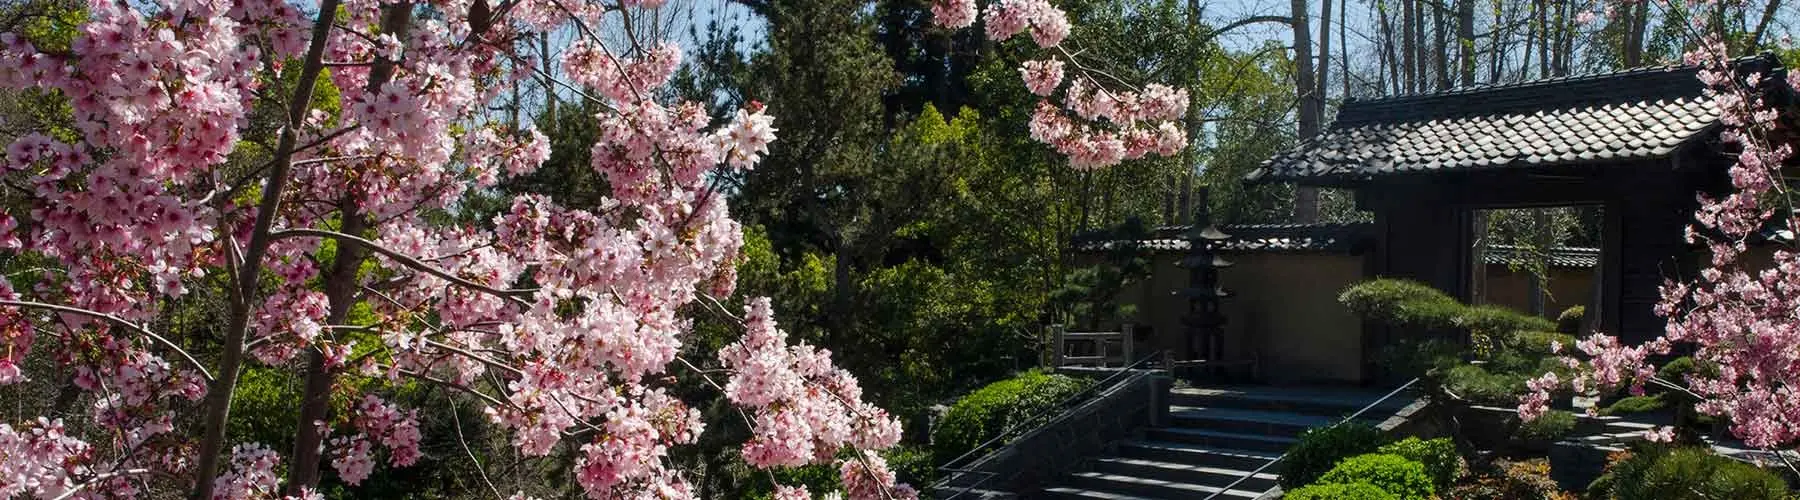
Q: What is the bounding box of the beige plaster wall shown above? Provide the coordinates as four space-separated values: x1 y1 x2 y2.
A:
1110 252 1368 384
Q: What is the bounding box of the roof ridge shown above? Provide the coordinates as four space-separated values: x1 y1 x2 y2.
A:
1342 53 1779 105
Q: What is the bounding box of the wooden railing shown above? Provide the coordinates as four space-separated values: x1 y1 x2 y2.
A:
1049 324 1135 368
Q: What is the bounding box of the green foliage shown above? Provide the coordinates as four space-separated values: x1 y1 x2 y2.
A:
1284 481 1400 500
930 371 1093 462
1515 409 1577 442
1459 304 1556 338
1656 356 1719 383
884 445 937 488
1599 445 1794 500
1600 395 1668 416
1441 364 1529 406
1279 423 1391 489
1557 305 1585 334
1316 453 1435 500
1378 437 1463 489
1339 279 1463 330
1511 331 1576 357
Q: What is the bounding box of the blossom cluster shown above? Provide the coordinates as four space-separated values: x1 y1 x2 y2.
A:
932 0 1190 170
1520 36 1800 451
0 0 907 497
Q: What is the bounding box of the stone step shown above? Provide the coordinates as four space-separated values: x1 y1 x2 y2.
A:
929 487 1017 500
1169 406 1367 437
1063 471 1265 499
1144 427 1298 453
1116 441 1282 472
1090 456 1279 491
1039 487 1160 500
1169 386 1416 418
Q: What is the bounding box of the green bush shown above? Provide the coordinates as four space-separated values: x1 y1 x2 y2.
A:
1601 446 1793 500
1285 481 1400 500
1441 364 1528 406
1557 305 1585 334
1512 331 1576 357
1379 437 1463 489
1459 304 1556 338
1279 423 1391 489
930 370 1091 461
1339 279 1462 329
1317 453 1436 500
1599 394 1667 416
1515 409 1577 442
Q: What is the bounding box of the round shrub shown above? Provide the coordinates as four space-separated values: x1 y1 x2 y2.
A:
1440 364 1527 406
1512 331 1576 357
1279 422 1391 489
1317 453 1435 500
1557 305 1584 334
930 370 1091 461
1284 481 1399 500
1378 437 1463 489
1605 446 1793 500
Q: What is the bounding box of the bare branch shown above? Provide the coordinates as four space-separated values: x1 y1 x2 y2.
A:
0 300 214 382
268 228 538 305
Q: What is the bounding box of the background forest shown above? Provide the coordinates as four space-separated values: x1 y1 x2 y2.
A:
0 0 1794 497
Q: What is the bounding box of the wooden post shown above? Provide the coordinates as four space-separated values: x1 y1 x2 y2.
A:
1120 323 1136 367
1050 324 1066 369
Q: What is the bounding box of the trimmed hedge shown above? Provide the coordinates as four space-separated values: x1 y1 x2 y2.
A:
930 370 1092 461
1598 446 1794 500
1318 453 1435 500
1378 437 1463 489
1339 279 1463 330
1599 394 1667 416
1285 481 1399 500
1279 422 1391 489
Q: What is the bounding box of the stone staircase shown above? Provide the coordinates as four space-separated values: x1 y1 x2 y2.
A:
1038 385 1420 499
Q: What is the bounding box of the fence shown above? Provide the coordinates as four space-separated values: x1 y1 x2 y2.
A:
1049 324 1135 368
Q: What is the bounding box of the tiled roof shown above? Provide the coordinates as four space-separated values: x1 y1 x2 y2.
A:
1073 223 1372 254
1481 244 1600 268
1250 56 1786 184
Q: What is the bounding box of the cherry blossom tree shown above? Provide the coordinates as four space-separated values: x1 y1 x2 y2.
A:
1518 7 1800 463
0 0 1188 498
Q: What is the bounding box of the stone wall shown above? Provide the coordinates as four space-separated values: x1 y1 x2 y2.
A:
933 370 1171 497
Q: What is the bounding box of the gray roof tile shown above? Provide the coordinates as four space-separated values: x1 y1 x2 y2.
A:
1249 57 1787 183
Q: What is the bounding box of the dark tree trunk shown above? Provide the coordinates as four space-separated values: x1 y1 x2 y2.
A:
1293 0 1320 222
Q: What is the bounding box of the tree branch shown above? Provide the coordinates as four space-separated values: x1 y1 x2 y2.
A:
268 228 538 305
0 300 214 382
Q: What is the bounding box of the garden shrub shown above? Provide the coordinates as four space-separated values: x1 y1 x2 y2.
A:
1284 481 1399 500
1279 422 1391 489
1599 394 1667 416
1655 356 1718 383
1557 305 1584 334
930 370 1091 461
1515 409 1577 442
1512 331 1576 357
1441 364 1527 406
1600 445 1793 500
1378 437 1463 489
1339 279 1462 329
1459 304 1556 339
1317 453 1435 500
